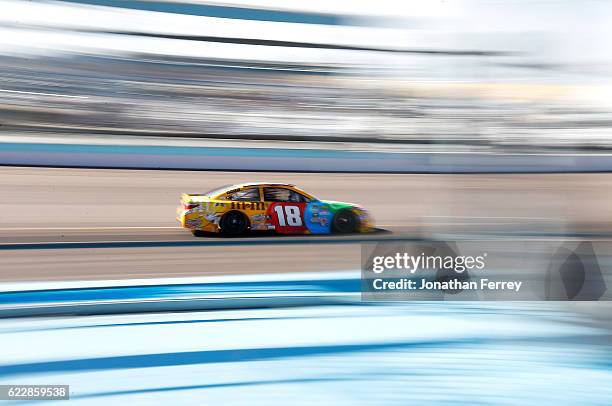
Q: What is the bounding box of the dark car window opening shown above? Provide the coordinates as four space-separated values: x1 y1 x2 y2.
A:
264 187 310 203
227 187 261 201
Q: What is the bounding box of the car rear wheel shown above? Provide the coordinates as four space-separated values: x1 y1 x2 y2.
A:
332 209 358 234
220 211 249 235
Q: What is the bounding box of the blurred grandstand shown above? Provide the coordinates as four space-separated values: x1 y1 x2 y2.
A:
1 0 612 148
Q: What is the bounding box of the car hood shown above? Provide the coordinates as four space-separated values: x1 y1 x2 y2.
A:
316 200 362 211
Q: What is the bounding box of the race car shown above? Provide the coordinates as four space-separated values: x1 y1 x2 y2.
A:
177 182 373 235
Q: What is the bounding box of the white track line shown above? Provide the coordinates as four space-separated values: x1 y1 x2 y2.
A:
0 270 360 292
0 89 89 99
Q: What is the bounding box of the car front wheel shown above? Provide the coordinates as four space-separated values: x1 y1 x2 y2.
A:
332 209 358 234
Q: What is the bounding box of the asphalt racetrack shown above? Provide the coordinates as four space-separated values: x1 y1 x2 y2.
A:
2 166 612 282
3 167 612 406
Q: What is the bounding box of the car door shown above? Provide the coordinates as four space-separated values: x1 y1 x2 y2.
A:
263 187 308 234
225 187 268 230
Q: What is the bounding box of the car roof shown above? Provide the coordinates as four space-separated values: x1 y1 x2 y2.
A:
205 182 315 199
233 182 296 188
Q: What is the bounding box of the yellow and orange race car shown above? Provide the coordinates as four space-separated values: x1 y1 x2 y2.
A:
177 182 373 235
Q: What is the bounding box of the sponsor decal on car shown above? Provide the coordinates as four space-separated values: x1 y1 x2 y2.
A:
304 202 332 234
251 213 267 223
186 218 201 227
204 213 220 223
230 202 266 210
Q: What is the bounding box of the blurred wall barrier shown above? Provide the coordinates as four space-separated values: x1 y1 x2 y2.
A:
361 240 611 301
2 141 612 172
2 1 612 150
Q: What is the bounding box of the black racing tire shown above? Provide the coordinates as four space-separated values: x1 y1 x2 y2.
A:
220 211 249 235
332 209 359 234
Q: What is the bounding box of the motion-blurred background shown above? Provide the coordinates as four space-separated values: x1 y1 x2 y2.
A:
2 2 612 405
1 0 612 148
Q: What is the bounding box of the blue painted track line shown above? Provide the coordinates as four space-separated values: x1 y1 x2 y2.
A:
2 231 612 251
0 278 359 306
0 235 421 251
0 272 362 317
60 0 343 25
